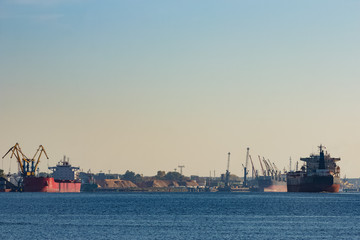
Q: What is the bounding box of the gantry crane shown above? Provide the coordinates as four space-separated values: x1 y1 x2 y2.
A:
2 143 49 177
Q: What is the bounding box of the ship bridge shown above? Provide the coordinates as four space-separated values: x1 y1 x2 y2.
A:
300 147 340 174
48 156 80 181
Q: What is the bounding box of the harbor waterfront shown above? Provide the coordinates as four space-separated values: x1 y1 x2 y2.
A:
0 192 359 239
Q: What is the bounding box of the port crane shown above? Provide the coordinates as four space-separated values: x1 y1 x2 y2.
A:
261 157 270 176
272 162 279 174
224 152 231 188
2 143 49 177
267 159 276 176
249 155 257 178
243 148 250 187
258 155 266 176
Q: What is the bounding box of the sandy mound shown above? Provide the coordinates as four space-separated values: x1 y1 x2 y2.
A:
96 179 137 189
137 180 198 188
182 180 199 187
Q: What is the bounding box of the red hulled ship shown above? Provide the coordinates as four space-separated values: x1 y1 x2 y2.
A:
287 145 340 193
23 157 81 192
2 143 81 193
23 176 81 192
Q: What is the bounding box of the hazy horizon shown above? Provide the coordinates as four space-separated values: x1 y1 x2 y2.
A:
1 0 359 178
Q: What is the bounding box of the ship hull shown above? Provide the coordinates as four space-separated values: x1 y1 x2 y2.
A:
23 177 81 192
287 175 340 193
287 183 340 193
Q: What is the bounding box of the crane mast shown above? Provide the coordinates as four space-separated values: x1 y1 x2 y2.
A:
225 152 231 188
243 148 249 187
249 155 257 178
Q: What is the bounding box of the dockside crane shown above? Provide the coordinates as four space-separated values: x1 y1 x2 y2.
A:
263 158 270 176
32 145 49 176
2 143 26 175
258 155 266 176
272 162 280 180
272 162 279 174
243 148 250 187
267 159 275 176
2 143 49 177
262 158 271 176
224 152 231 188
249 155 257 178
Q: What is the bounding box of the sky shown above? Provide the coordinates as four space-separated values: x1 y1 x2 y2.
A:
1 0 360 178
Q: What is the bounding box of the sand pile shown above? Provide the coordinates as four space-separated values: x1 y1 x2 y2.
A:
179 180 199 187
137 180 197 188
137 180 168 188
96 179 138 189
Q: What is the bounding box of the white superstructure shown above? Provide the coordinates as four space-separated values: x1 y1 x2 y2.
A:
48 156 79 181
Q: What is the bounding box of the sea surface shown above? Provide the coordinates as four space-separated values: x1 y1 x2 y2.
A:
0 192 359 239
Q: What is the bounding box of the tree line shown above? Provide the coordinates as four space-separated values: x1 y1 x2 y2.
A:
121 170 188 183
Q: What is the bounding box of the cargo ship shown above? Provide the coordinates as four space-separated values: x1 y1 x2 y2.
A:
287 145 340 192
23 157 81 192
251 174 287 192
248 155 287 192
2 143 81 193
0 177 19 192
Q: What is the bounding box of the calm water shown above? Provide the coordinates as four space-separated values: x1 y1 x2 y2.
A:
0 192 359 239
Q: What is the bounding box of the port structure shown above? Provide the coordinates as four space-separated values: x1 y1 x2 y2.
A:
178 165 185 175
248 155 257 178
243 148 250 187
224 152 231 188
2 143 49 177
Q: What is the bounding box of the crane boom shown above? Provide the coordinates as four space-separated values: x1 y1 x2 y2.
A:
267 159 275 176
2 143 49 176
249 155 257 178
2 143 28 175
33 145 49 175
258 155 265 176
272 162 279 172
262 158 271 176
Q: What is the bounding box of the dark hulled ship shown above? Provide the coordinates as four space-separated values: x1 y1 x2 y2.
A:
287 145 340 192
248 155 287 192
251 174 287 192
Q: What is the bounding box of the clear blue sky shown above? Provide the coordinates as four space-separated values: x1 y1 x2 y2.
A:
1 0 360 177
